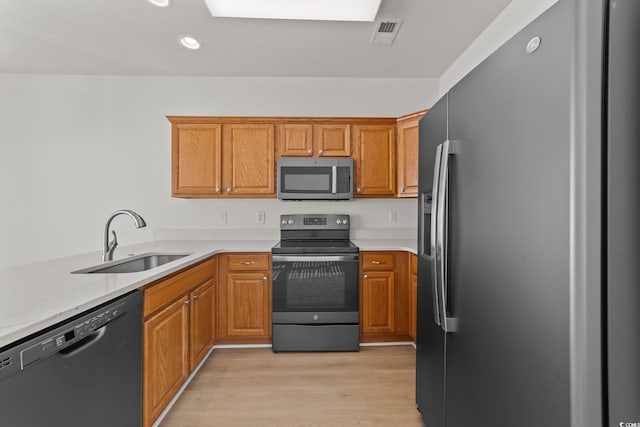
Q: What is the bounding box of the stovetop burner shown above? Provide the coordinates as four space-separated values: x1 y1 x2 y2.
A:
272 214 359 255
272 239 359 254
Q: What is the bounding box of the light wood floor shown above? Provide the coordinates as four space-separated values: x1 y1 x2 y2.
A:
161 345 423 427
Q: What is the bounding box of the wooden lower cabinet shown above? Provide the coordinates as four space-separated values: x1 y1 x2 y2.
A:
189 279 215 370
144 297 190 427
217 253 272 343
142 257 216 427
360 251 410 341
362 271 395 334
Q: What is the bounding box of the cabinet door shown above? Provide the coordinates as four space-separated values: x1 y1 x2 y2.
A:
354 125 396 196
313 124 351 157
361 270 395 334
397 117 420 198
172 124 222 197
409 273 417 341
222 124 275 196
143 297 190 427
225 272 271 337
277 124 313 157
189 279 215 371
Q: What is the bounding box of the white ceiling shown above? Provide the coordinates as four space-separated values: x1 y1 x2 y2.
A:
0 0 512 79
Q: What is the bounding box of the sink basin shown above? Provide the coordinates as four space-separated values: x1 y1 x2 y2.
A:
72 252 191 274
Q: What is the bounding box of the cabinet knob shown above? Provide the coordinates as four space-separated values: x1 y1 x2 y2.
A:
364 274 369 279
184 299 190 305
263 276 268 281
226 187 232 193
357 187 361 193
307 149 313 155
401 187 405 193
215 187 221 193
318 149 324 155
193 294 199 300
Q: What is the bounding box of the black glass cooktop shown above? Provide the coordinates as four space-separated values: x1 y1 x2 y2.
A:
272 239 359 254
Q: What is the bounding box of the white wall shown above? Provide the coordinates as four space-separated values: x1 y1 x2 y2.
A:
438 0 560 96
0 75 437 268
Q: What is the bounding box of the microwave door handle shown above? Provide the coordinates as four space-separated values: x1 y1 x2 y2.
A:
430 144 443 327
331 166 337 193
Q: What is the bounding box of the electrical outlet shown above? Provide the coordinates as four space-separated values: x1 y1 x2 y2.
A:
256 211 265 224
389 211 398 223
218 212 227 225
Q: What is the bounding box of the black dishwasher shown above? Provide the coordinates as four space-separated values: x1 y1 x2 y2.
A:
0 290 143 427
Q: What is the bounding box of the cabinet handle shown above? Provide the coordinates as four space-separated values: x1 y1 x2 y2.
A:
371 260 384 265
215 187 221 193
226 187 232 193
263 276 268 281
240 261 255 265
364 274 369 279
401 187 405 193
193 294 199 300
307 149 313 155
357 187 361 193
318 149 324 155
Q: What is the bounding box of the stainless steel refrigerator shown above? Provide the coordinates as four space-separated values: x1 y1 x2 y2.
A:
415 0 640 426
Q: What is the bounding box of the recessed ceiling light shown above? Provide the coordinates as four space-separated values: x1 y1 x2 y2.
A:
147 0 171 7
179 36 200 50
204 0 381 22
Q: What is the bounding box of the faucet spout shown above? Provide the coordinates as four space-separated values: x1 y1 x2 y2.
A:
102 210 147 263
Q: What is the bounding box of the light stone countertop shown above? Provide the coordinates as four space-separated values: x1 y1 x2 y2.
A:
0 238 416 348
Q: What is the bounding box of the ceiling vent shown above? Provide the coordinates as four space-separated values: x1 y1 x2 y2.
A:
370 19 403 46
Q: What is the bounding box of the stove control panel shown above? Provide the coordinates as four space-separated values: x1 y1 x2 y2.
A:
280 214 350 231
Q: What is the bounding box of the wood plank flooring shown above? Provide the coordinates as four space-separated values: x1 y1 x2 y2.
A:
160 345 423 427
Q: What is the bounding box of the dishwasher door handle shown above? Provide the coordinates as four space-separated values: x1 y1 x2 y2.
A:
58 327 107 358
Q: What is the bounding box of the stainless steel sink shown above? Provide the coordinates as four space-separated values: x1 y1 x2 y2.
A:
72 252 191 274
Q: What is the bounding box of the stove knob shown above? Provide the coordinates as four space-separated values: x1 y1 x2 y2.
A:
343 219 348 225
336 219 341 225
287 219 294 225
281 219 287 225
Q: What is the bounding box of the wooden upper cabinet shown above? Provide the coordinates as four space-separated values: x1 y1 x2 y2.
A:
277 124 313 156
222 124 275 196
397 112 424 198
277 123 350 157
172 124 222 197
313 124 351 157
353 124 396 197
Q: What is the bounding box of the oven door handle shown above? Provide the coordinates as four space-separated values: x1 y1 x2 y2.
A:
272 255 359 262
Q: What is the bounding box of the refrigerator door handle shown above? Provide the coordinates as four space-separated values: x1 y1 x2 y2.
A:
430 144 443 327
436 139 458 333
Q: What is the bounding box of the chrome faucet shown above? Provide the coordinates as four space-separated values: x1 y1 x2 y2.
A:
102 210 147 263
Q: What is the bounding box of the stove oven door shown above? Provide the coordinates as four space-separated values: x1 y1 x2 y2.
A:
271 254 360 351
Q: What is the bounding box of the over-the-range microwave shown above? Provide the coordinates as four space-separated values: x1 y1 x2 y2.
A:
277 157 353 200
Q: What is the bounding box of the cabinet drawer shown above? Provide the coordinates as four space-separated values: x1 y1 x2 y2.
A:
144 258 216 317
410 254 417 276
362 252 395 270
226 253 270 271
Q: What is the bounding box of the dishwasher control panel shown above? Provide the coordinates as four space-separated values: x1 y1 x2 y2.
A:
20 301 126 369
